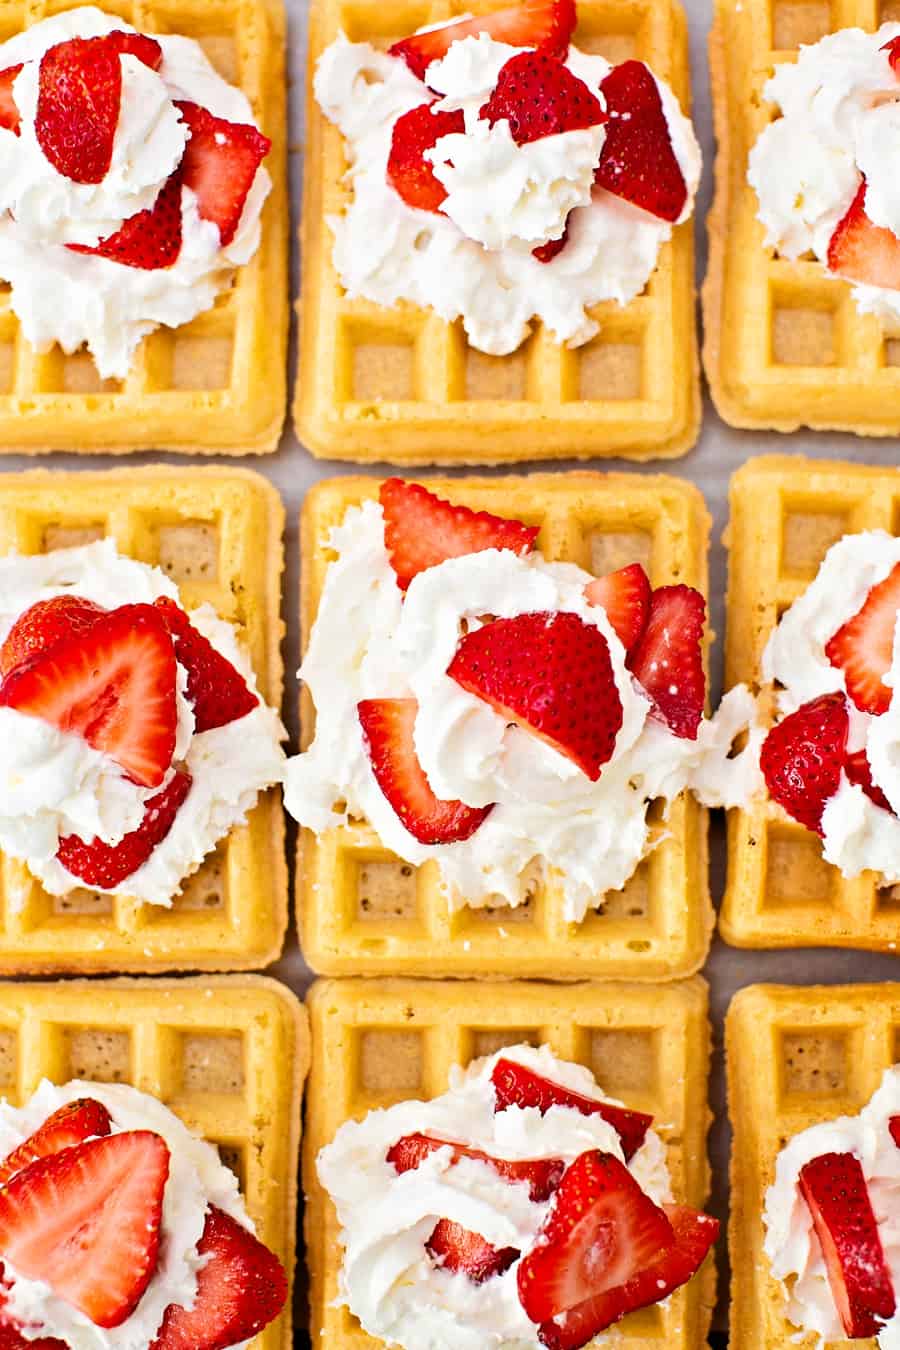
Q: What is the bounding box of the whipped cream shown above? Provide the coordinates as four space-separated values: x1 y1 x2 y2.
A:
314 30 701 355
763 1066 900 1348
318 1042 672 1350
0 539 286 908
0 7 270 378
284 500 760 922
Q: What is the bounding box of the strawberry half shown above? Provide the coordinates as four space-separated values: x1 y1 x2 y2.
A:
825 562 900 715
491 1058 652 1163
427 1219 518 1283
388 1132 565 1203
480 51 605 145
0 603 177 789
0 1098 111 1187
154 598 257 732
595 61 687 223
389 0 576 82
585 563 651 654
176 101 271 247
70 169 183 270
845 748 893 813
387 103 465 213
760 693 849 835
0 1131 169 1329
799 1151 896 1338
358 698 492 844
0 66 22 135
0 595 106 676
380 478 538 591
627 584 706 739
57 767 192 889
827 180 900 290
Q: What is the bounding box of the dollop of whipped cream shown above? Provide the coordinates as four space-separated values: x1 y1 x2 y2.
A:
0 6 271 378
0 1078 253 1350
314 30 701 355
283 500 761 922
763 1066 900 1348
318 1042 672 1350
0 538 286 908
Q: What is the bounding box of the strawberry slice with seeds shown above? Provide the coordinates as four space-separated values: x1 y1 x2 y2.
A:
627 584 706 739
69 169 183 269
0 66 22 134
0 1098 112 1187
149 1205 287 1350
0 1131 169 1329
105 30 163 70
0 1326 64 1350
760 693 848 835
176 101 270 247
595 61 687 223
845 748 893 813
825 562 900 715
799 1151 896 1338
0 602 178 789
0 595 106 676
585 563 651 654
387 103 465 213
827 180 900 290
57 767 192 889
358 698 492 844
389 0 576 82
427 1219 518 1283
491 1058 652 1162
388 1133 565 1203
380 478 538 591
480 51 605 145
884 35 900 70
154 598 257 731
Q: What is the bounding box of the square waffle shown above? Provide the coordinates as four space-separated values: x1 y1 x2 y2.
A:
298 471 713 981
0 974 308 1350
704 0 900 436
0 0 288 456
722 454 900 952
0 465 288 974
303 975 715 1350
295 0 700 465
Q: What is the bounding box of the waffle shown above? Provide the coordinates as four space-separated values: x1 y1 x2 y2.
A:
722 454 900 952
303 975 715 1350
298 472 713 980
0 0 288 456
0 465 288 974
295 0 700 465
0 975 307 1350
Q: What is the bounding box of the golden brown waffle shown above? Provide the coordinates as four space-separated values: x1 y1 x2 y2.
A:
704 0 900 435
298 472 713 980
295 0 699 464
304 976 715 1350
0 975 307 1350
722 454 900 952
0 465 287 973
0 0 288 456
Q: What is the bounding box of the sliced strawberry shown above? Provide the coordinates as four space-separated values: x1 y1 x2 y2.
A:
105 30 163 71
387 103 465 213
69 169 183 270
150 1205 287 1350
176 101 270 247
358 698 491 844
380 478 538 591
517 1150 675 1325
827 180 900 290
0 603 178 789
153 598 257 732
0 66 22 135
57 767 192 889
388 1133 565 1203
883 35 900 70
627 584 705 739
0 596 106 676
890 1116 900 1148
427 1219 518 1283
36 35 138 184
799 1151 896 1338
389 0 576 82
0 1098 111 1187
537 1204 719 1349
825 562 900 715
595 61 687 223
480 51 605 145
532 222 569 263
491 1058 652 1162
585 563 651 654
845 749 893 813
760 693 848 835
0 1131 169 1330
0 1326 64 1350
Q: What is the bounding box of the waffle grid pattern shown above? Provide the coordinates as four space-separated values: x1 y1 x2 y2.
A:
298 473 713 980
303 977 715 1350
0 467 288 973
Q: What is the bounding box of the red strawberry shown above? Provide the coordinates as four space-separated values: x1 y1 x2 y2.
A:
491 1058 652 1163
57 767 192 889
176 101 270 247
448 611 623 781
388 1133 565 1203
389 0 576 82
150 1205 287 1350
845 749 893 813
480 52 605 145
387 103 465 213
0 1131 169 1329
627 584 706 739
0 1098 111 1187
0 1326 64 1350
891 1116 900 1148
532 222 569 263
0 603 178 789
595 61 687 223
70 170 183 269
827 181 900 289
760 693 849 835
358 698 492 844
0 596 106 676
585 563 651 654
537 1204 719 1349
380 478 538 591
799 1151 896 1338
825 562 900 715
105 31 163 71
883 35 900 70
427 1218 518 1282
0 66 22 134
517 1151 675 1325
153 598 257 732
